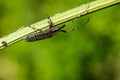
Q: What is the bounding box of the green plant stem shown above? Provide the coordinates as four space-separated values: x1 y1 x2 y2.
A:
0 0 120 49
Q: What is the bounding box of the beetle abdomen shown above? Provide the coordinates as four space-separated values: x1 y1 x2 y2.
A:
24 30 53 42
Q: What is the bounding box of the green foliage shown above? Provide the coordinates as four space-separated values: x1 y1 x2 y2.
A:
0 0 120 80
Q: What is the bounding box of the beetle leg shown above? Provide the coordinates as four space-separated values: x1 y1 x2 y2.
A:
28 25 42 32
47 17 53 28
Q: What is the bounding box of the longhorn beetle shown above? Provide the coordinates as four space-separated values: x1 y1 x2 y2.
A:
24 17 89 42
24 17 66 42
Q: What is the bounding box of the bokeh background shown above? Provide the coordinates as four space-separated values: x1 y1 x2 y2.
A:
0 0 120 80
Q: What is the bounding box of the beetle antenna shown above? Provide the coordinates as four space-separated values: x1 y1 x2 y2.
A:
65 18 89 32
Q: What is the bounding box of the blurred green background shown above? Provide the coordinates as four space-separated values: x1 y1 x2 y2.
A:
0 0 120 80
